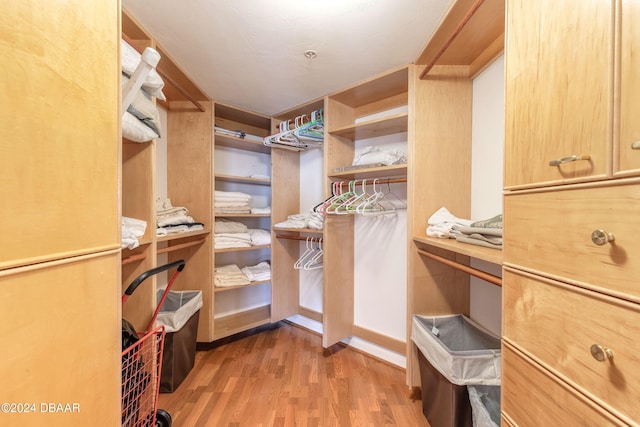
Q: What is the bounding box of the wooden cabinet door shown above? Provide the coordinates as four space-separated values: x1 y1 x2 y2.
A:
616 0 640 176
504 0 615 189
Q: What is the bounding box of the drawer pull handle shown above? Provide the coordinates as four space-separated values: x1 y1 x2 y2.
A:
549 154 591 166
590 344 613 362
632 141 640 150
591 229 615 246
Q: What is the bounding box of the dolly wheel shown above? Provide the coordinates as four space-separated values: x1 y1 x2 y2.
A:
156 409 172 427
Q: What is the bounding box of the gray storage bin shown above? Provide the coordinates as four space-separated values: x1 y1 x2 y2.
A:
156 290 203 393
468 385 500 427
411 314 501 427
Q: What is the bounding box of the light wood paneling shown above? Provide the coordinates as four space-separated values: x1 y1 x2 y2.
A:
406 64 472 386
0 252 121 425
503 268 640 424
213 305 271 341
504 0 614 189
504 179 640 303
615 0 640 177
0 0 120 269
502 343 626 427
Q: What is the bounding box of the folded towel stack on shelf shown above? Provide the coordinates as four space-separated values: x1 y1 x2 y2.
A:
213 219 265 249
156 197 204 236
214 264 250 287
241 261 271 282
426 207 502 250
215 191 252 215
273 212 324 230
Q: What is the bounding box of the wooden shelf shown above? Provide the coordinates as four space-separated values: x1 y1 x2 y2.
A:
329 113 408 139
156 229 210 243
214 244 271 253
214 133 271 154
329 164 407 181
413 235 502 265
214 280 271 293
273 227 323 234
215 174 271 186
415 0 505 78
329 66 409 108
212 305 271 341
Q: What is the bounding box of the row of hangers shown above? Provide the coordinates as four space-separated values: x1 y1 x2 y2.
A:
294 237 323 270
313 178 406 216
263 109 324 151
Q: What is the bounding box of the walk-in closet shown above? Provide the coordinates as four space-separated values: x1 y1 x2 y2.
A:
3 0 638 426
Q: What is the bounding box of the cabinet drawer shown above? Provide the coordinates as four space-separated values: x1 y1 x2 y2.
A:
503 268 640 424
504 182 640 302
502 344 624 427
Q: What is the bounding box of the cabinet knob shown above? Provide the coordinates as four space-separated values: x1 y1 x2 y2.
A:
632 141 640 150
590 344 613 362
549 154 591 166
591 229 615 246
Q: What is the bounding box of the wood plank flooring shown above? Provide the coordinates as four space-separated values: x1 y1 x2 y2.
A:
158 321 429 426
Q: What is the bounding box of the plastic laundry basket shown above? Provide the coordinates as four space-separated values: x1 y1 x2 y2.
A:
411 314 501 427
155 289 203 393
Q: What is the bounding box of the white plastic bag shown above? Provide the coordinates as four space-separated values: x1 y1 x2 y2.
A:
155 290 203 333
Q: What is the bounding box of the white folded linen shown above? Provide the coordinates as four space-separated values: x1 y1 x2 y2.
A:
214 264 250 287
426 207 473 239
251 206 271 214
215 201 250 208
122 216 147 250
157 214 196 228
215 220 248 234
352 146 408 166
214 190 252 200
247 229 271 246
241 261 271 281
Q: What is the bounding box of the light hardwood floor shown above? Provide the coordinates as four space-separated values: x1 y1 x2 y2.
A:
158 321 430 426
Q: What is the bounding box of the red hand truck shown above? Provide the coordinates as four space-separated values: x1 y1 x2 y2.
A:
121 260 185 427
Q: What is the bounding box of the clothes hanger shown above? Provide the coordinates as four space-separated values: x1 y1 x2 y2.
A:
303 238 323 270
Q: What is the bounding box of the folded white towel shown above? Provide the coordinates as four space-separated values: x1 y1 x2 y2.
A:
247 229 271 246
426 207 473 239
214 190 252 200
122 216 147 250
215 201 251 208
157 214 195 228
214 264 250 287
215 220 248 234
251 206 271 214
241 261 271 281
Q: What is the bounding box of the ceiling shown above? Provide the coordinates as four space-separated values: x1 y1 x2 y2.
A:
122 0 454 116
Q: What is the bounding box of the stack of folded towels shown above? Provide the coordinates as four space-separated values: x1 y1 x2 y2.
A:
156 197 204 236
426 207 502 250
215 191 251 215
241 261 271 282
214 264 250 287
214 220 272 249
273 211 324 230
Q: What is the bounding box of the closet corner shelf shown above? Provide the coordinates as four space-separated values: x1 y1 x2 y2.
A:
329 164 407 181
214 244 271 253
214 280 271 293
156 229 210 243
328 112 408 140
215 174 271 186
212 304 271 341
215 133 271 154
413 235 502 265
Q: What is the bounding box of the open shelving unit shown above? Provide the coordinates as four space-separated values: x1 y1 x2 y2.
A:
406 0 505 387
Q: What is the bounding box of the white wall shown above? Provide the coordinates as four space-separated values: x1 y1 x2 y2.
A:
469 55 505 336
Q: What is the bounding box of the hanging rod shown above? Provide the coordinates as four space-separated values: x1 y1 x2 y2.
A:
419 0 486 79
157 238 206 255
416 248 502 287
275 234 323 242
122 253 146 265
334 176 407 187
121 34 206 113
